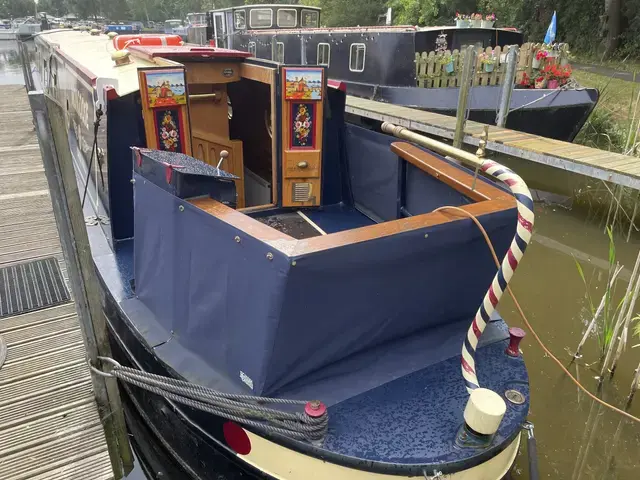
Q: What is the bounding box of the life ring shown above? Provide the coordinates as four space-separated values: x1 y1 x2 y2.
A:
112 34 183 51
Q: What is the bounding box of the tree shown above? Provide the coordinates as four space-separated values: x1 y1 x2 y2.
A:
603 0 622 57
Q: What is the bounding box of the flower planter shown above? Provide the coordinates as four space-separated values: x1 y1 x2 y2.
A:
445 61 455 73
547 79 559 89
481 20 494 28
532 57 541 69
456 20 470 28
484 63 494 73
535 79 547 89
471 19 482 27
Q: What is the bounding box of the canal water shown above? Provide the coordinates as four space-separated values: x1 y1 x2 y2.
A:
2 40 639 479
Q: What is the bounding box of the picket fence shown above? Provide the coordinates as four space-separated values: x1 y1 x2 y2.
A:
415 42 571 88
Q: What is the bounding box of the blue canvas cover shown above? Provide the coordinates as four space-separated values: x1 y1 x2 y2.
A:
133 138 516 398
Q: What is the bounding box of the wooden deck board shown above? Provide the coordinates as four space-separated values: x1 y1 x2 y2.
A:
345 96 640 189
0 85 112 479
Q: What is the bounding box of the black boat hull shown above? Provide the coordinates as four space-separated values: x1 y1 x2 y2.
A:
345 82 599 142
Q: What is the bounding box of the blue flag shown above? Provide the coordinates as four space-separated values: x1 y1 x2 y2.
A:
544 11 557 44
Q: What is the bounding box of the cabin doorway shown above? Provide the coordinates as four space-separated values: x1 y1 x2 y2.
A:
185 61 277 210
228 78 274 208
213 13 227 48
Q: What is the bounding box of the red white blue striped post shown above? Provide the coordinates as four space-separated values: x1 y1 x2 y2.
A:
461 160 534 393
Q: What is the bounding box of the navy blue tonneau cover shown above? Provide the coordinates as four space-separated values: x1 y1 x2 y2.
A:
133 133 516 399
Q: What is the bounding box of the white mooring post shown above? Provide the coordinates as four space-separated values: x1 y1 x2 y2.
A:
28 92 133 479
496 46 518 128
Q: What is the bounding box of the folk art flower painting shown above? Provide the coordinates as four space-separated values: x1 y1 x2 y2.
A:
292 103 314 148
155 109 182 152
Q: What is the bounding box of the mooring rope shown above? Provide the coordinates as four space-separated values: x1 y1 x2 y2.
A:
90 357 328 441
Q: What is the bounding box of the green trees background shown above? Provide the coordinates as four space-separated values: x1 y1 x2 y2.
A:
0 0 637 58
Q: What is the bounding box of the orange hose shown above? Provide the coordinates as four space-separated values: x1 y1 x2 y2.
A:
434 206 640 425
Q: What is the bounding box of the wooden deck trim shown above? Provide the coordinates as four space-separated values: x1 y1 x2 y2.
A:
190 142 516 257
390 142 511 202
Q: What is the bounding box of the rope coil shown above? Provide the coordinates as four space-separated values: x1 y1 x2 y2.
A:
91 357 328 442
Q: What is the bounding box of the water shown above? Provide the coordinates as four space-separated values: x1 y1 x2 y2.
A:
2 40 639 479
0 41 26 85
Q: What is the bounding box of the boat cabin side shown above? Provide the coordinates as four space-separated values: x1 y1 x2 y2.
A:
208 4 321 49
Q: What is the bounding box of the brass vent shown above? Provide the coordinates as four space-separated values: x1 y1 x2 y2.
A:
292 182 312 203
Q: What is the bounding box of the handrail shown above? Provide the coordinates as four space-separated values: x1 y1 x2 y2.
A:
382 122 535 394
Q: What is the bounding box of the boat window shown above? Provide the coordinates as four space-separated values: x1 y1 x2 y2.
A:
234 10 246 29
275 42 284 63
277 9 297 28
349 43 366 72
250 8 273 29
317 43 330 66
301 9 319 27
248 41 256 56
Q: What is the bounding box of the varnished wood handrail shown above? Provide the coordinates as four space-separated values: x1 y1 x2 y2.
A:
390 142 511 202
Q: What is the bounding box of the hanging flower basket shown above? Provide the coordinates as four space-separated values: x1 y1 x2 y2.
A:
437 53 456 74
478 51 496 73
532 49 548 69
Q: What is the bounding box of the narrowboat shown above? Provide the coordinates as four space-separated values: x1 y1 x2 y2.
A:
30 29 534 479
194 4 597 142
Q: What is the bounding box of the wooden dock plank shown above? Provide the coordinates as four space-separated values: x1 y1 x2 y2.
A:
0 85 112 479
345 96 640 190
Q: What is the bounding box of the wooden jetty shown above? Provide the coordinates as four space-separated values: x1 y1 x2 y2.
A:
346 96 640 190
0 85 114 479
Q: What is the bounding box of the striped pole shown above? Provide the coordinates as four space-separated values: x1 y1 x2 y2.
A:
461 160 534 392
379 123 535 394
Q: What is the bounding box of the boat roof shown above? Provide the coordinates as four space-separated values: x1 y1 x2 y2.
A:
245 25 418 34
419 25 521 32
241 24 519 35
36 30 250 98
37 30 156 96
211 5 321 12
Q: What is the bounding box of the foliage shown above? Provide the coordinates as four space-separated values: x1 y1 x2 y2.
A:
574 227 626 354
305 0 387 27
541 63 572 83
572 70 640 154
478 51 495 64
2 0 640 58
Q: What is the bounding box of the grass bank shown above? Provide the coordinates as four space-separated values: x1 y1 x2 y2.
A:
572 70 640 153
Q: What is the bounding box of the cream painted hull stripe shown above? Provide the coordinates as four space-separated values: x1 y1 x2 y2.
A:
235 429 521 479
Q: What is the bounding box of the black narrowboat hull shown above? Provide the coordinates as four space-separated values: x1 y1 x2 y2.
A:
104 288 271 480
345 82 599 142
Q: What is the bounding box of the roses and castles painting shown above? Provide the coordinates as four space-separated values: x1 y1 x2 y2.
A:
142 69 187 108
